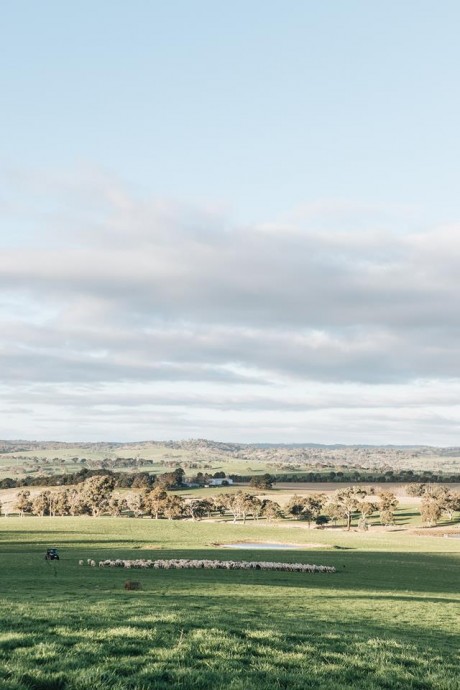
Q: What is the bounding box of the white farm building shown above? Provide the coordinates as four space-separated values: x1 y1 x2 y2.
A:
207 478 234 486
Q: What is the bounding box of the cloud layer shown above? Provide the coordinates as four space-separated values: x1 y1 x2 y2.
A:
1 169 460 443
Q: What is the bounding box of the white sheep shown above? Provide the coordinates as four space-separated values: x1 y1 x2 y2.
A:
93 558 336 573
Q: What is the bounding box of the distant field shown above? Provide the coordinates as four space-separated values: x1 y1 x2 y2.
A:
0 446 279 480
0 517 458 689
2 441 460 482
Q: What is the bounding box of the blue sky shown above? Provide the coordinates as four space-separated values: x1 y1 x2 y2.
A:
1 2 460 443
3 1 460 222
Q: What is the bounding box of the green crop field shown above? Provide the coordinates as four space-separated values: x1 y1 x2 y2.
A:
0 517 459 690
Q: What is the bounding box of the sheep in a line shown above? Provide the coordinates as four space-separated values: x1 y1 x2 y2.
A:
91 558 336 573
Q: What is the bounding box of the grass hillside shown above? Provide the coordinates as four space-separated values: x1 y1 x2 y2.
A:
2 439 460 480
0 517 459 689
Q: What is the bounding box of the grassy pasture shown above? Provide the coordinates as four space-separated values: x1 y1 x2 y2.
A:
0 517 459 690
0 452 274 481
2 440 460 480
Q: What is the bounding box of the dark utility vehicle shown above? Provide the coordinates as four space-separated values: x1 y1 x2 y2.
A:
45 548 59 561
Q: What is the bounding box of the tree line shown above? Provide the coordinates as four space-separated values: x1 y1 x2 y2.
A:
229 470 460 483
3 478 458 528
0 467 157 489
0 467 192 491
3 465 460 492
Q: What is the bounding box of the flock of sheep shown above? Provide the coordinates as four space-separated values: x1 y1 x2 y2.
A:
79 557 336 573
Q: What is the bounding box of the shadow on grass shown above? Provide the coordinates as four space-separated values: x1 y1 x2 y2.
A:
0 586 458 658
0 545 459 689
2 548 459 598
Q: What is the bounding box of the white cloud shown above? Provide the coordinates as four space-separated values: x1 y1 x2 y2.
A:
1 167 460 442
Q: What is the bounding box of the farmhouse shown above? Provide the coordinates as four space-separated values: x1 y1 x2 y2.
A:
207 477 234 486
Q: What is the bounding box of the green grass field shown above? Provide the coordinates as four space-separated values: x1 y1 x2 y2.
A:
2 440 460 481
0 448 276 480
0 517 459 690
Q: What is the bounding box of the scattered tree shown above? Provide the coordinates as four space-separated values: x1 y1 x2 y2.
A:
184 498 212 521
418 485 460 526
249 474 274 490
15 490 32 516
163 495 184 520
326 486 368 530
32 490 51 517
145 487 168 519
127 492 146 518
78 476 116 517
285 494 325 527
261 499 283 522
378 491 399 525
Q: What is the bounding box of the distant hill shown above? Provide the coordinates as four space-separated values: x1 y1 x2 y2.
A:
1 438 459 482
0 438 453 453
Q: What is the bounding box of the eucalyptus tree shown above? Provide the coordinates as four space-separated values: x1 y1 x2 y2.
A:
15 490 32 516
418 485 460 525
145 487 168 519
127 491 146 517
326 486 368 531
32 491 52 517
184 498 213 521
79 475 116 517
378 491 399 525
163 494 185 520
261 499 283 522
285 494 326 527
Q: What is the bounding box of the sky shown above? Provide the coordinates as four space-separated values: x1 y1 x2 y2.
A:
1 1 460 444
